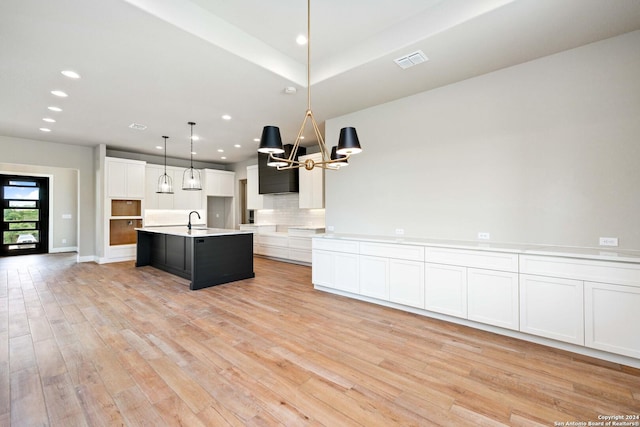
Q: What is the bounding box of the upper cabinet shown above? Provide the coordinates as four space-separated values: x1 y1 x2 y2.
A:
144 164 202 210
106 157 145 199
247 165 263 210
205 169 235 197
298 152 324 209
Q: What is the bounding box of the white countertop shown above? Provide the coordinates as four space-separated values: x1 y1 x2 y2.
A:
137 226 252 238
315 233 640 263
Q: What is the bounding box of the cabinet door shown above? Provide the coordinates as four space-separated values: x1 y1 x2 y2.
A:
126 163 145 198
107 160 128 198
585 281 640 358
389 259 424 309
312 250 334 287
334 253 359 294
359 255 389 300
206 170 235 197
144 165 161 209
425 263 467 318
299 153 324 209
520 274 584 345
246 165 263 209
467 268 519 330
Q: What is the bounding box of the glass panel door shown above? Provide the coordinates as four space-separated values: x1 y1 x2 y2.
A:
1 175 49 256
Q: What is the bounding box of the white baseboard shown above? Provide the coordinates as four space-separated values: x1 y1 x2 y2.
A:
49 246 78 253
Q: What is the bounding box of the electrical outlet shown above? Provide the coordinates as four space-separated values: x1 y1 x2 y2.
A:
62 239 67 244
327 225 335 232
477 232 490 240
395 228 405 236
599 237 618 247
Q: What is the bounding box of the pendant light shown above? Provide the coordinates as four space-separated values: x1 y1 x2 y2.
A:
257 0 362 171
156 136 174 193
182 121 202 191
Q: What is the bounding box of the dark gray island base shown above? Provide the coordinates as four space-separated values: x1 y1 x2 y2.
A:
135 227 254 290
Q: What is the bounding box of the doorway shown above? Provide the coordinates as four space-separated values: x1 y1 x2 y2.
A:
1 174 49 256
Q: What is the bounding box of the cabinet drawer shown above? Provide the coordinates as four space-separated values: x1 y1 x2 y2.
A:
260 234 288 247
289 237 312 250
289 248 312 263
261 245 289 259
520 255 640 287
312 238 359 254
425 247 518 272
359 242 424 261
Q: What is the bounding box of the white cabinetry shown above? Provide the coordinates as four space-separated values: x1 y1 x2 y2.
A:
389 259 425 309
519 274 584 345
359 256 389 300
424 247 519 329
359 242 425 308
467 268 519 331
145 164 175 209
298 153 324 209
585 282 640 358
106 157 145 198
424 263 467 318
205 169 235 197
246 165 263 210
312 238 359 293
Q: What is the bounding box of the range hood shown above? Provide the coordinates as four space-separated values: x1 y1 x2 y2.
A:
259 144 306 194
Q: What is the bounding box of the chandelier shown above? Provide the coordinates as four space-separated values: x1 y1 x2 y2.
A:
258 0 362 170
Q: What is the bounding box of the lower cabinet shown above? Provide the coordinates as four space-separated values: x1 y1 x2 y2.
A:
519 274 584 345
313 237 640 365
389 259 425 309
424 263 467 318
585 281 640 359
360 255 389 300
467 268 519 331
313 249 359 293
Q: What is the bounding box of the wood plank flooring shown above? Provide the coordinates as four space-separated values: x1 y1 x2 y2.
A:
0 253 638 426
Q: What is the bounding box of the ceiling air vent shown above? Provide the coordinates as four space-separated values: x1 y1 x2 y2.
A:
394 50 428 70
128 122 147 131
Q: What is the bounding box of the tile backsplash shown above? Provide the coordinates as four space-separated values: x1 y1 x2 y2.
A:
255 193 325 231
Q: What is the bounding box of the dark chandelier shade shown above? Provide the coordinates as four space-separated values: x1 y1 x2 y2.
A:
257 0 362 170
156 135 174 193
182 121 202 191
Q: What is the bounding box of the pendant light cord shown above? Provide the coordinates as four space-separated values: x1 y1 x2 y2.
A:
307 0 311 112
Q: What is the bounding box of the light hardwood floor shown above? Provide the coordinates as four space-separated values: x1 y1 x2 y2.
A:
1 253 638 426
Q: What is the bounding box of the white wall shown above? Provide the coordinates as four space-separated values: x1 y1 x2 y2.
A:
324 31 640 250
0 135 96 258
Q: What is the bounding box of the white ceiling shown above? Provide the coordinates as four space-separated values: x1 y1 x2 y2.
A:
1 0 639 165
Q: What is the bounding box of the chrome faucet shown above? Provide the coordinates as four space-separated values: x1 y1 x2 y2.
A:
187 211 201 230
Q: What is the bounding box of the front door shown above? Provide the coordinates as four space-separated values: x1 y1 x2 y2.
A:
1 175 49 256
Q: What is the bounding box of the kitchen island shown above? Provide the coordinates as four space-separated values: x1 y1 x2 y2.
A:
136 226 254 290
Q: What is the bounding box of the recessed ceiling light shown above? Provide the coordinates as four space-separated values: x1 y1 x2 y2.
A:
155 145 163 150
61 70 81 79
221 156 227 160
253 138 260 142
217 149 224 153
299 136 305 140
296 34 307 45
221 114 231 120
43 117 56 123
284 86 297 94
48 106 62 112
191 151 197 155
39 128 51 132
234 144 241 148
191 135 200 141
51 90 68 97
128 122 147 131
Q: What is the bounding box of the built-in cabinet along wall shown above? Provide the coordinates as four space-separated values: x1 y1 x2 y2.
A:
312 235 640 367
